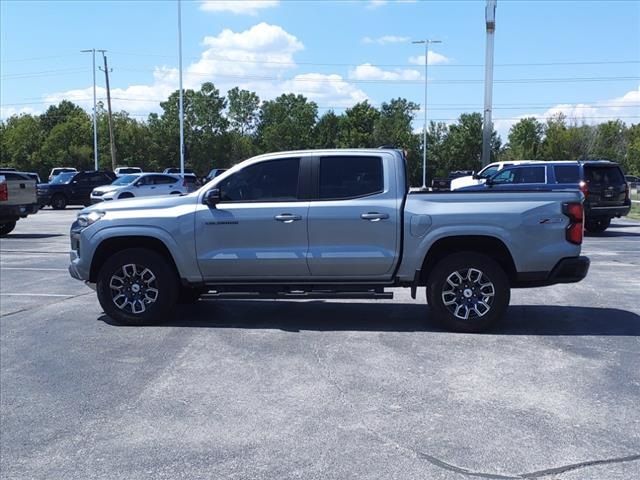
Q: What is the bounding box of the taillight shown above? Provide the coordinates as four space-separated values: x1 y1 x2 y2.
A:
578 180 589 198
0 182 8 201
624 182 630 201
563 202 584 245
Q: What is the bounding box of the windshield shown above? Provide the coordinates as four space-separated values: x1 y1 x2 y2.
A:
479 166 500 178
50 172 75 184
111 174 139 186
118 168 141 174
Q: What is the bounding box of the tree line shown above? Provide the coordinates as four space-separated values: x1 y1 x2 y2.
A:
1 81 638 185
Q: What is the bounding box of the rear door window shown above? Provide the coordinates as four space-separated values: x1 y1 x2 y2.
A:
319 156 383 200
553 165 579 183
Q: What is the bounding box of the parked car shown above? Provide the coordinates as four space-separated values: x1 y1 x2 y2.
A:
38 170 116 209
69 148 589 332
163 167 195 175
0 171 39 236
205 168 228 183
114 167 143 177
625 175 639 189
457 161 631 233
450 161 535 191
431 170 474 192
90 173 187 203
48 167 78 183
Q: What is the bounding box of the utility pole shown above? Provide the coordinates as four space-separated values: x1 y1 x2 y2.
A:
412 38 442 190
81 49 99 170
98 50 117 171
177 0 185 175
482 0 497 167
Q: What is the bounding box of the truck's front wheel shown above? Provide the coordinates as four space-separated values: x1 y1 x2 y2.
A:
97 248 179 326
427 252 510 333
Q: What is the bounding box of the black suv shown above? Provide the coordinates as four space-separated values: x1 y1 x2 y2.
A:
458 160 631 233
38 170 116 209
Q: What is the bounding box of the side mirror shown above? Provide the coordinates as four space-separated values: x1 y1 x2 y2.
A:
203 188 221 207
485 177 494 186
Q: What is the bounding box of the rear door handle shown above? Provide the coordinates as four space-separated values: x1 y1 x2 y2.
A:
275 213 302 223
361 212 389 222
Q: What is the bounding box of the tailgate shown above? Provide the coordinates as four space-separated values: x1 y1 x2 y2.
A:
585 165 627 207
4 178 37 205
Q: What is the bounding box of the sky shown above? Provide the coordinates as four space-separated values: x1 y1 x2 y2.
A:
1 0 639 140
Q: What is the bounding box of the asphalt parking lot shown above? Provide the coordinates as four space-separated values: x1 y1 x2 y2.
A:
1 209 639 480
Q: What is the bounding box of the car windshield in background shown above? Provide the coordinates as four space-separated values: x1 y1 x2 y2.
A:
111 174 140 186
50 172 75 184
118 168 141 174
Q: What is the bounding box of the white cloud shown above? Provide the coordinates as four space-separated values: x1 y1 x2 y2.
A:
362 35 410 45
495 85 640 140
349 63 421 81
408 51 450 66
0 106 38 119
367 0 388 8
281 73 368 108
199 1 279 16
40 23 370 117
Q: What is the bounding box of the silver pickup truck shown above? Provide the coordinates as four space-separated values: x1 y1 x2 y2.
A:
69 149 589 332
0 172 39 236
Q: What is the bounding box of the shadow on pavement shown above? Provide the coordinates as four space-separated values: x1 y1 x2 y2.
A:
99 301 640 336
586 230 640 238
3 233 64 239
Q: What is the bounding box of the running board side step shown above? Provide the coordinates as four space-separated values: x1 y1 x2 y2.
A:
201 290 394 300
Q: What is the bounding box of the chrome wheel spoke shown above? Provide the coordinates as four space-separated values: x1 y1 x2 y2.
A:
145 288 159 302
113 293 128 310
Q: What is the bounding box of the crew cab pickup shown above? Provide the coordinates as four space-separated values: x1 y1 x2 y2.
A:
0 172 39 236
69 149 589 332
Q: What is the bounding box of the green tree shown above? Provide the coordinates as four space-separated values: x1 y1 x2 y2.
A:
314 110 342 148
338 101 380 148
593 120 627 162
624 123 640 175
0 114 44 174
227 87 260 135
507 117 543 160
40 100 87 135
440 113 500 173
257 93 318 151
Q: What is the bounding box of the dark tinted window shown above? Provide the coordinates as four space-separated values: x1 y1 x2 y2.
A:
2 172 30 180
319 156 383 199
219 158 300 202
586 166 625 185
492 166 545 184
553 165 580 183
152 175 177 185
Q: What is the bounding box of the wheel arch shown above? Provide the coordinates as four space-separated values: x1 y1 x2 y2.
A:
90 236 180 283
420 235 517 284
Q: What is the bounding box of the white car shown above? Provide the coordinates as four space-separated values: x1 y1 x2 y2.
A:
90 173 187 203
114 167 143 177
450 161 536 191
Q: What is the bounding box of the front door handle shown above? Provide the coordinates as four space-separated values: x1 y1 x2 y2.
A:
275 213 302 223
361 212 389 222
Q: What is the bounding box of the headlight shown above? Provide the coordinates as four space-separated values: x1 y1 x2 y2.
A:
77 211 105 228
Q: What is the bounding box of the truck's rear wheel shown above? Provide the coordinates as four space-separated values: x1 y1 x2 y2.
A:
0 221 16 236
97 248 178 325
51 194 67 210
585 217 610 233
427 252 510 333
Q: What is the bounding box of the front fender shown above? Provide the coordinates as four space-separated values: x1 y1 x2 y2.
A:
84 225 202 283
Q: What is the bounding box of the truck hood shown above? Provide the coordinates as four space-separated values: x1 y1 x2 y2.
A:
92 184 121 195
82 191 198 214
450 175 485 191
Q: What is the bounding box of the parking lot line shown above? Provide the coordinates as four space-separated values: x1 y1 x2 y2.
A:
1 293 74 297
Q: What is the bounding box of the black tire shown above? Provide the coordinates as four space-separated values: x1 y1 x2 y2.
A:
427 252 510 333
118 192 134 199
177 287 203 304
0 221 16 236
585 217 611 234
51 194 67 210
97 248 179 326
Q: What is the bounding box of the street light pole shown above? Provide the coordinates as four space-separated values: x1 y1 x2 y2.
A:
482 0 497 167
177 0 185 176
81 49 99 170
412 39 441 189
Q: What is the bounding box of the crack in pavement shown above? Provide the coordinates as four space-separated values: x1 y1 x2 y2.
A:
416 451 640 479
